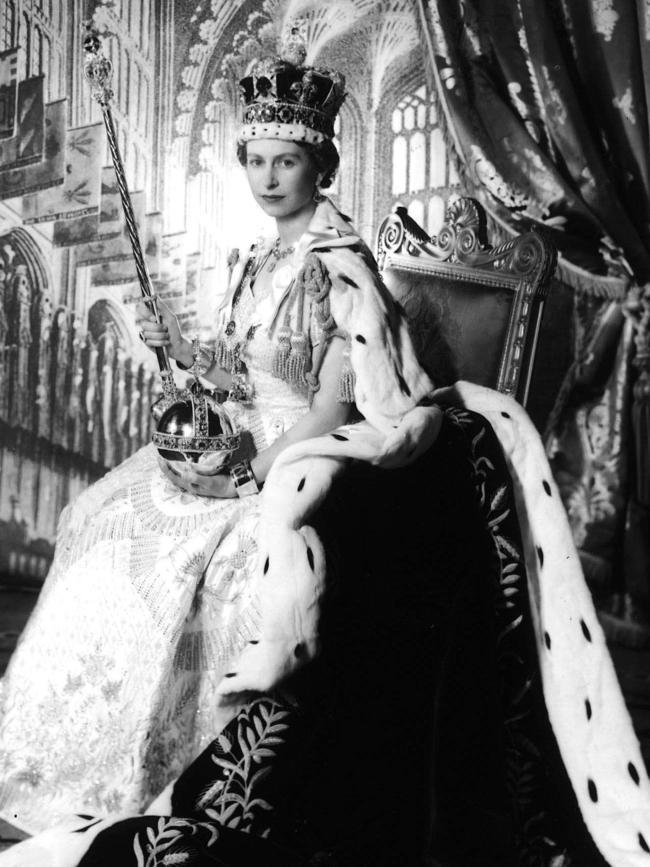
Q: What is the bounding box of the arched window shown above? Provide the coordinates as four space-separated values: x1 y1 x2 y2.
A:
429 126 446 187
2 1 16 50
42 34 51 97
389 84 459 234
21 12 30 78
392 135 407 196
427 194 445 234
407 198 424 227
409 131 425 193
33 25 43 76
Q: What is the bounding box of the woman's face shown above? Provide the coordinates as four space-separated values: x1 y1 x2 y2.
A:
244 139 319 221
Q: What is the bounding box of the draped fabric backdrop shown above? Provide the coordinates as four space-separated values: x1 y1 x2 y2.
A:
416 0 650 639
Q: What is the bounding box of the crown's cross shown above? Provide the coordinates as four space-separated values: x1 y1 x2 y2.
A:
280 26 307 66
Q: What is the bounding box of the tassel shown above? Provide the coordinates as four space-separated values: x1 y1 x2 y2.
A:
337 368 356 403
287 331 309 386
214 338 234 371
273 319 292 380
285 269 309 386
336 338 355 403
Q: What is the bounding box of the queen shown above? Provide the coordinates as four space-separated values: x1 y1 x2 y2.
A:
0 28 438 838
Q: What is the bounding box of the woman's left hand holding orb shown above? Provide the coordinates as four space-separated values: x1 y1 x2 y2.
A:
159 458 236 498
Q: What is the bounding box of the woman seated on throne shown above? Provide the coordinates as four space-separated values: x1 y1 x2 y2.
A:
0 31 648 867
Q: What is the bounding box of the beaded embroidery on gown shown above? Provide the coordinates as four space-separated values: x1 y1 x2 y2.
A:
0 274 313 835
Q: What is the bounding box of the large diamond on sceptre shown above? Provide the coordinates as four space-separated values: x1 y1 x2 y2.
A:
82 23 239 466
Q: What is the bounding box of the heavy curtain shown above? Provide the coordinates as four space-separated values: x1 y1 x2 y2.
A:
416 0 650 639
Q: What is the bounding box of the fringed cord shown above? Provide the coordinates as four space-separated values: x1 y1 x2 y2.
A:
286 267 309 386
272 275 301 380
272 315 292 380
336 336 356 403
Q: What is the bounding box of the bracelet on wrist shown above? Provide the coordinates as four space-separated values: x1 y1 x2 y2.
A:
229 459 259 498
176 339 215 377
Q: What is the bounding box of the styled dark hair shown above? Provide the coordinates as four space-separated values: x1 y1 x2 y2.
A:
236 138 340 189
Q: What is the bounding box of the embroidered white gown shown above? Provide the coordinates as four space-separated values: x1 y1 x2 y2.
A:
0 277 312 834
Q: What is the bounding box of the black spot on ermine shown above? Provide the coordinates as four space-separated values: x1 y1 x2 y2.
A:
396 372 411 397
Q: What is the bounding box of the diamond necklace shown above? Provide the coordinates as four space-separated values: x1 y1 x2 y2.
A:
268 238 295 273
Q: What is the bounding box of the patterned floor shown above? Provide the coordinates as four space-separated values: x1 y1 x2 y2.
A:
1 584 650 853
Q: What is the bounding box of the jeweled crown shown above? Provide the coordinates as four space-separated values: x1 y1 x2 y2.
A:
238 28 346 144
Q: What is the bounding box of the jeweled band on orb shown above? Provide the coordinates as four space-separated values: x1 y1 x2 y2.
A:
230 459 259 498
151 432 241 452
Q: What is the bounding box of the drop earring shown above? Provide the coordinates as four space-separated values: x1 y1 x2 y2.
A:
313 188 325 203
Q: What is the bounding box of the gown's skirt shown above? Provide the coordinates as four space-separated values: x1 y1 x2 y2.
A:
0 444 263 833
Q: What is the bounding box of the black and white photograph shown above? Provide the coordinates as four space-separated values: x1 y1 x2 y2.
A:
0 1 649 864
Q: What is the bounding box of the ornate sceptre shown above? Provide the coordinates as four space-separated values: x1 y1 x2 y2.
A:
82 23 176 414
82 23 239 467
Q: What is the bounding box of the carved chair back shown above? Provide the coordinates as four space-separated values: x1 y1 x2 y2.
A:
376 198 557 406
